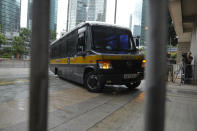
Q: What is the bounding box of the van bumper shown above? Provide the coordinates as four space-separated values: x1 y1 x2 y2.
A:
98 72 144 85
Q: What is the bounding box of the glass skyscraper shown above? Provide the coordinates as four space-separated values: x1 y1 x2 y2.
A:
50 0 58 31
76 0 88 25
87 0 106 22
67 0 78 31
0 0 21 33
86 0 95 21
133 25 141 37
27 0 32 30
67 0 106 31
27 0 58 31
140 0 148 46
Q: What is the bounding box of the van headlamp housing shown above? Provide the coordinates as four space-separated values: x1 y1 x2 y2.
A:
98 60 112 69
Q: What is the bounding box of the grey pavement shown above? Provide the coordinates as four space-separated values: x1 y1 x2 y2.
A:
0 68 196 131
0 60 29 68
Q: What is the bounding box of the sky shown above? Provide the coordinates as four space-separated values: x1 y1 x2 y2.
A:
20 0 28 27
20 0 142 38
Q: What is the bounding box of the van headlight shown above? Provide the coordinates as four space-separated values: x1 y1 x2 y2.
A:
98 60 112 69
142 59 146 68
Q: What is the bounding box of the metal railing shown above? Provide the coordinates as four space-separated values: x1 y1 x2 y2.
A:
168 64 197 85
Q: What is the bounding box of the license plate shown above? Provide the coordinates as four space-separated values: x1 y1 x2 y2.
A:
124 74 138 79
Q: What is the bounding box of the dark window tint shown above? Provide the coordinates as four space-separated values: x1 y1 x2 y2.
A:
77 32 85 53
67 30 78 57
92 26 135 53
120 35 129 49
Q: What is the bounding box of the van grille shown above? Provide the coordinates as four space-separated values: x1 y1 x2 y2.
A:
111 60 142 73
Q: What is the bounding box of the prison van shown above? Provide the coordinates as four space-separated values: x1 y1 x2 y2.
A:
50 21 145 92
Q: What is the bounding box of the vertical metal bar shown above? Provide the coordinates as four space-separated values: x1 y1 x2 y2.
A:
114 0 117 24
29 0 50 130
144 0 168 131
171 65 174 82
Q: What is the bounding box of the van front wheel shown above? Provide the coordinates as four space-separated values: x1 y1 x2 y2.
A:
84 71 103 92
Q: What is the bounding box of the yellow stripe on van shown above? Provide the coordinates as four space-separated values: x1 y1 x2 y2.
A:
50 58 68 64
50 54 144 65
70 55 102 64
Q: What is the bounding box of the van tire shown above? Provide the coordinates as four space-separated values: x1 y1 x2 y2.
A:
55 68 58 75
84 71 103 92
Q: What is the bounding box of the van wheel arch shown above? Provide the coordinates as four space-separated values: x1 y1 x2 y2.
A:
83 67 95 81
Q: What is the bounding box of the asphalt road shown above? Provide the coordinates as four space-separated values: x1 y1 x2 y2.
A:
0 68 196 131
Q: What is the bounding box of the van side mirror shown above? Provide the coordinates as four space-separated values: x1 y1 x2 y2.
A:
136 38 139 47
77 35 85 52
77 45 84 52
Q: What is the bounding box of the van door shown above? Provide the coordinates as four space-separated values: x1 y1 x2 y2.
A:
66 30 78 81
74 26 89 84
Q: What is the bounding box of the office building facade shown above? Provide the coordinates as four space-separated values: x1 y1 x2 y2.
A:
67 0 106 31
27 0 58 31
0 0 21 33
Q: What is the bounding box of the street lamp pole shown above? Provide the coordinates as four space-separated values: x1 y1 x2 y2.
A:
144 0 168 131
66 0 70 32
114 0 117 24
29 0 50 130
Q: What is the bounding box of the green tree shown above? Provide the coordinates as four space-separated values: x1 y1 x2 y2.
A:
12 36 26 59
0 33 7 47
0 25 10 58
19 28 31 41
0 47 12 58
0 24 7 47
50 30 57 40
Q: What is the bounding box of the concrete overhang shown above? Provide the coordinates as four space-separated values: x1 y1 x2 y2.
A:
168 0 183 35
177 32 192 42
182 0 197 17
182 0 197 33
169 0 197 43
182 17 194 32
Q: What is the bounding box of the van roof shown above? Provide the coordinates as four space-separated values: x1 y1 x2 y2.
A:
51 21 131 46
84 21 130 29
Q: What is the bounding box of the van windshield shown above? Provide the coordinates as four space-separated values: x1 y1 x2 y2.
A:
92 26 136 53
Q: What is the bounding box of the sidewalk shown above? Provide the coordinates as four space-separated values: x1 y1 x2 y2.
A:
168 82 197 93
89 83 197 131
165 83 197 131
0 60 29 68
